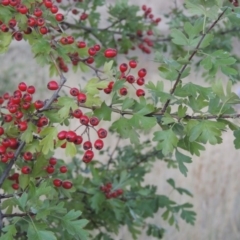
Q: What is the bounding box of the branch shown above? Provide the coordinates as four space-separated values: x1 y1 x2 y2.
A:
160 7 228 114
2 212 35 218
106 136 121 169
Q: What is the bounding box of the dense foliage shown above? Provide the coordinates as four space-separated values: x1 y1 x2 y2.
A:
1 0 240 239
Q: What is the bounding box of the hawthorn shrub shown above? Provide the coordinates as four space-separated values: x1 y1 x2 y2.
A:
1 0 240 239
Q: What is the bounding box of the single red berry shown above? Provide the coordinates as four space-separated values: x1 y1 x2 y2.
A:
0 127 4 135
46 165 55 174
0 146 6 154
88 47 96 56
60 166 67 173
138 68 147 78
119 87 128 96
108 81 114 89
44 0 52 8
18 121 28 131
136 77 145 86
129 60 137 68
55 13 64 21
119 63 128 72
12 183 19 190
34 100 44 109
27 17 36 27
1 154 8 163
50 5 58 13
1 0 9 6
57 131 67 140
94 44 101 51
67 36 74 44
47 80 59 90
104 48 117 58
80 12 88 20
77 92 87 103
66 131 77 142
70 88 79 96
24 27 32 34
37 117 48 127
21 166 31 174
4 114 13 123
37 18 45 26
9 0 17 6
27 86 35 94
1 24 9 32
49 157 57 165
86 57 94 64
7 151 14 159
77 41 86 48
83 141 92 150
22 93 32 102
8 19 17 28
8 173 19 181
17 5 28 14
136 89 145 97
142 5 147 11
62 180 72 189
8 105 18 114
80 115 89 125
15 111 23 119
23 152 33 161
12 95 21 104
0 97 4 104
18 82 27 91
3 93 10 100
39 26 48 35
94 139 104 150
82 150 94 163
34 8 42 17
103 88 112 94
53 178 62 187
72 109 83 118
126 75 135 84
22 102 31 110
97 128 107 139
2 139 10 148
74 135 83 145
89 116 99 126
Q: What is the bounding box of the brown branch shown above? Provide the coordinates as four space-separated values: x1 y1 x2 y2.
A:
2 212 35 218
160 7 228 114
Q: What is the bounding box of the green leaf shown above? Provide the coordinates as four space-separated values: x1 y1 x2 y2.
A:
103 60 114 75
158 65 178 81
0 225 17 240
0 32 12 53
65 142 77 157
84 78 108 95
170 29 188 46
233 129 240 149
19 174 30 190
39 127 58 155
122 97 135 110
16 192 28 210
20 122 36 143
90 192 105 213
57 96 78 119
27 224 57 240
153 129 178 156
93 102 112 121
175 149 192 177
180 209 196 225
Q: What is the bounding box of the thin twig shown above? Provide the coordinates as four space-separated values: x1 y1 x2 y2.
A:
161 7 228 114
106 136 121 169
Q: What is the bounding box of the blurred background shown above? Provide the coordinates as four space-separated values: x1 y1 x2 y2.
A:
1 0 240 239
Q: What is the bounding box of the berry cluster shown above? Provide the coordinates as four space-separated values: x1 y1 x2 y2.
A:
100 183 123 199
0 0 64 39
142 5 161 24
103 60 147 97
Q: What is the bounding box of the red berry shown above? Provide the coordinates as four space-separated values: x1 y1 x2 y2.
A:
66 131 77 142
0 127 4 135
27 17 36 27
82 150 94 163
39 26 48 35
49 157 57 165
50 5 58 14
86 57 94 64
44 0 52 8
53 178 62 187
1 154 8 163
94 139 104 150
55 13 64 21
80 115 89 125
22 102 31 110
34 100 44 109
83 141 92 150
58 131 67 140
129 60 137 68
37 18 45 27
70 88 79 96
17 5 28 14
18 82 27 91
9 138 19 149
136 89 145 97
72 109 83 118
12 183 19 190
77 92 87 103
80 13 88 20
74 135 83 145
89 116 99 126
0 146 6 154
97 128 107 139
126 75 135 84
60 166 67 173
94 44 101 51
22 93 32 102
7 151 14 159
62 180 72 189
34 8 42 17
119 63 128 72
1 0 9 6
104 48 117 58
4 114 12 122
136 77 145 86
119 87 128 96
21 166 31 174
46 165 55 174
8 19 17 28
18 121 28 131
67 36 74 44
23 152 32 161
103 88 112 94
138 68 147 78
88 47 96 56
77 41 86 48
27 86 35 94
47 80 59 90
37 117 48 127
